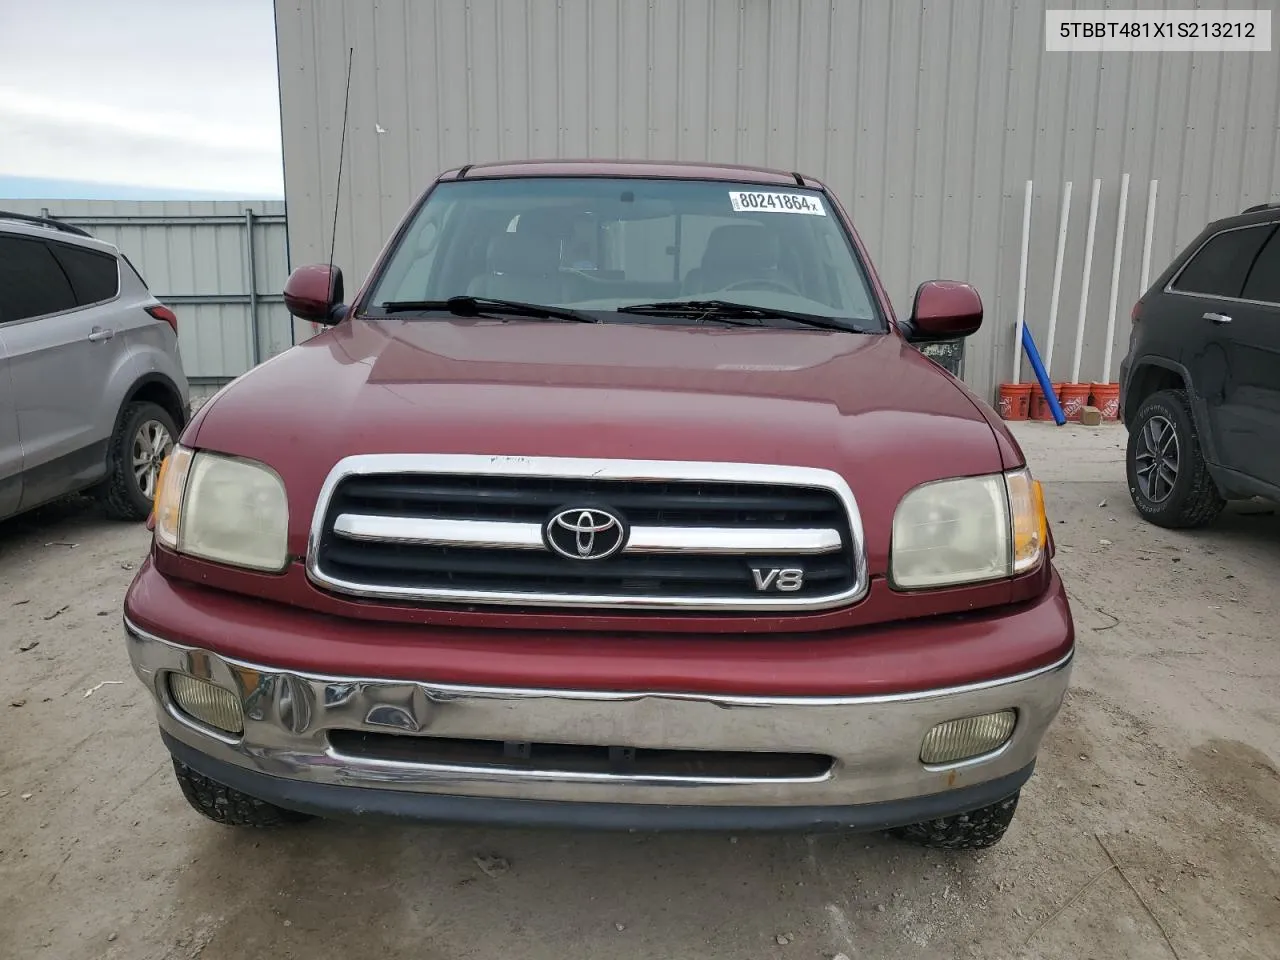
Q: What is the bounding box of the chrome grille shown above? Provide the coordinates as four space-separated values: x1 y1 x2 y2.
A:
307 456 867 611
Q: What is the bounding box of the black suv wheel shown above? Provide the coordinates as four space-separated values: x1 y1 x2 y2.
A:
1126 389 1224 528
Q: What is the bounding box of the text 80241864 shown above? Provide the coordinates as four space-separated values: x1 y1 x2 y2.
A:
728 192 826 216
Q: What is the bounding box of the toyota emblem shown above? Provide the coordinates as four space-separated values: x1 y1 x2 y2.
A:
544 507 627 560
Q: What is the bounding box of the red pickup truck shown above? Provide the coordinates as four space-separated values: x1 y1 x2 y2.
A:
125 160 1072 849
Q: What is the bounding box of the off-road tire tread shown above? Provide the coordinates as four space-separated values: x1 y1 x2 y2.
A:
97 401 177 521
889 791 1019 850
1126 389 1224 529
171 758 311 827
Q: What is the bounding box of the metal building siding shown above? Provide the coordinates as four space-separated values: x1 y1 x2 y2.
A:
1 199 292 382
275 0 1280 399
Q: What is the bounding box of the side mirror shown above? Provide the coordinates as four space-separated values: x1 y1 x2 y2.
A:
901 280 983 342
283 264 346 324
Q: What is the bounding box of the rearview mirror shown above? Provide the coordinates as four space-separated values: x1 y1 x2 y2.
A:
901 280 982 342
283 264 346 324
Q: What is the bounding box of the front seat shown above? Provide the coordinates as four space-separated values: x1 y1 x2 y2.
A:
468 231 565 303
684 225 782 295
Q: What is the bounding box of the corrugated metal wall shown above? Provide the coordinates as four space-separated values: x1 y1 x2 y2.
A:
275 0 1280 400
0 199 292 383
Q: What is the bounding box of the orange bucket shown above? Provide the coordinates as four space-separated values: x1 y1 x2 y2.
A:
997 383 1032 421
1059 383 1092 422
1030 382 1064 421
1090 382 1120 420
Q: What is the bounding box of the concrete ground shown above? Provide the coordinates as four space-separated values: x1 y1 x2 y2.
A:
1 420 1277 960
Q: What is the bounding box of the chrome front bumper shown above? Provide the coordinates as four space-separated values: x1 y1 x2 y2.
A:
126 618 1071 811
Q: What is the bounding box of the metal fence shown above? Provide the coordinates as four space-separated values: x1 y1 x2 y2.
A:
0 199 292 385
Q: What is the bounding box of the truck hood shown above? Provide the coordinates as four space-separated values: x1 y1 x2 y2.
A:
190 318 1009 567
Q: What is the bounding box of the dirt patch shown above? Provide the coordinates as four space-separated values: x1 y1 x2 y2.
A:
1189 738 1280 827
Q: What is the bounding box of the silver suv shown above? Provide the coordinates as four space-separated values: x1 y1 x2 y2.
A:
0 212 190 522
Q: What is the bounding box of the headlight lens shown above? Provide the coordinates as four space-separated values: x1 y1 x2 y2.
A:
151 445 289 572
153 445 193 549
891 467 1046 589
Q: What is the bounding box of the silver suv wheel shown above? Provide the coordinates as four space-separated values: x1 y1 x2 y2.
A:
132 419 174 500
98 401 181 521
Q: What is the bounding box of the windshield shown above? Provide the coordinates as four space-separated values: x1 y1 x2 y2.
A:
363 177 884 330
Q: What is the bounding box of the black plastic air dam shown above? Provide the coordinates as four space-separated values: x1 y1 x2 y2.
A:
163 732 1033 832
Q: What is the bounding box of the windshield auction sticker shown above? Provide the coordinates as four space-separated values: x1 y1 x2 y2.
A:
729 191 826 216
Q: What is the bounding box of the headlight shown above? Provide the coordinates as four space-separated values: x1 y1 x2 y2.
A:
890 467 1046 589
152 445 289 572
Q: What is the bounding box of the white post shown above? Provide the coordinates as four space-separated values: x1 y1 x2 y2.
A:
1012 179 1033 384
1071 178 1102 384
1044 181 1072 378
1139 179 1158 292
1102 173 1130 382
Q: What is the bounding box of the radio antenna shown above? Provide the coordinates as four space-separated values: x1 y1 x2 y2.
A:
327 46 354 294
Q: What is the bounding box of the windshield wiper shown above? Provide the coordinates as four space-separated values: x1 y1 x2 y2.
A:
616 299 863 333
374 296 599 324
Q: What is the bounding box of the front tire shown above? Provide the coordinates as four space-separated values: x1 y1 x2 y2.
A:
890 791 1019 850
171 759 312 827
1125 389 1224 529
98 401 178 521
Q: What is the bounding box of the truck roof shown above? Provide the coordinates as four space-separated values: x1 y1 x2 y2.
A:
442 158 822 188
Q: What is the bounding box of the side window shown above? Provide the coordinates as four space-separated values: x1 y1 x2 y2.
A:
679 215 749 277
617 217 677 282
50 242 120 305
1241 226 1280 306
563 215 601 269
385 218 443 301
820 231 872 314
1172 225 1271 298
0 235 76 322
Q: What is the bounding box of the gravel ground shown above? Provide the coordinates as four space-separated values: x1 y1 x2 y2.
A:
1 421 1277 960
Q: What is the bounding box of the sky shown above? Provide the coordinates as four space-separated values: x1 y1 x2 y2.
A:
0 0 284 199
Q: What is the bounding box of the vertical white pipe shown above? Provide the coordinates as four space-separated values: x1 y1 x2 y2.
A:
1012 179 1033 384
1044 181 1072 378
1102 173 1130 382
1071 179 1102 384
1139 179 1158 292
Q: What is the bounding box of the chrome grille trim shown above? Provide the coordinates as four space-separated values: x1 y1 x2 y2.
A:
333 513 844 555
307 454 868 611
334 515 545 549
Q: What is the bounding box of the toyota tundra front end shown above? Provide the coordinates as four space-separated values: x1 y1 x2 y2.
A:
125 161 1072 848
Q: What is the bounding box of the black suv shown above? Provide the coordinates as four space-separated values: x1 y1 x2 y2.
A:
1120 203 1280 527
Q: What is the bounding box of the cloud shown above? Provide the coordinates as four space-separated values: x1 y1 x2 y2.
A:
0 89 280 154
0 89 283 195
0 0 283 197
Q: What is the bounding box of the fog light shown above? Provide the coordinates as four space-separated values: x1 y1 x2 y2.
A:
920 710 1016 765
168 674 244 734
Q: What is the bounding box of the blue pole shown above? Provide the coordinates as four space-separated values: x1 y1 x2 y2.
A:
1021 324 1066 425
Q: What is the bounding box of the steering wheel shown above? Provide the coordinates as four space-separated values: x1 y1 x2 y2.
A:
721 278 802 296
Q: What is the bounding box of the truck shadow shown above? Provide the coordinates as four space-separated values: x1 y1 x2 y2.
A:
0 495 119 551
169 818 988 958
1209 498 1280 547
